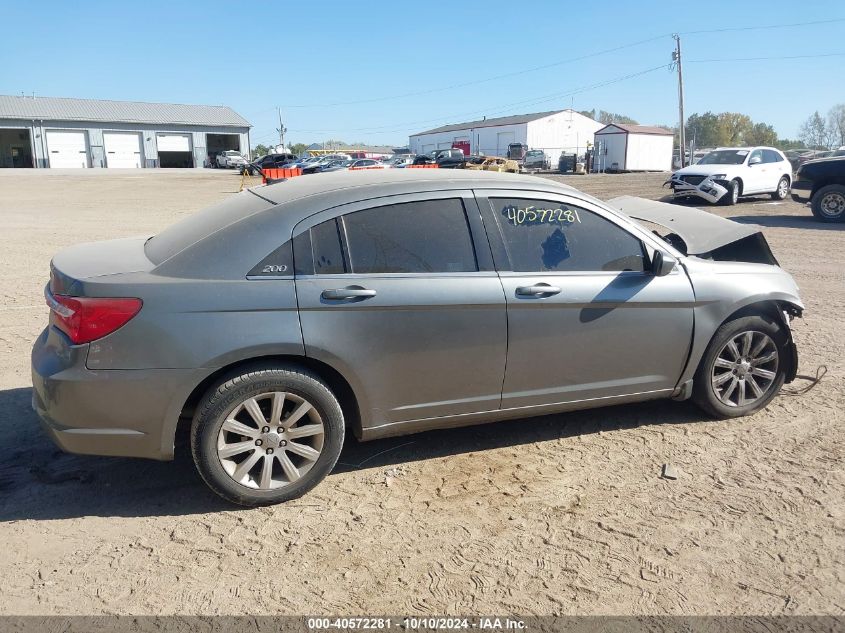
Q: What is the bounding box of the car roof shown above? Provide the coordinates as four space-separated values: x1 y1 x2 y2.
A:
713 146 780 152
150 170 585 279
254 168 577 205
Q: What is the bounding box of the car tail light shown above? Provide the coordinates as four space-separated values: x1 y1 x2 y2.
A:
45 289 142 344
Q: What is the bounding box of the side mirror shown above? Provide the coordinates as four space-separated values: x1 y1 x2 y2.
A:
651 250 677 277
749 155 762 165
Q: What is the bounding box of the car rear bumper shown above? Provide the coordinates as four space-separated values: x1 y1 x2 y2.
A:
790 179 812 204
31 326 199 461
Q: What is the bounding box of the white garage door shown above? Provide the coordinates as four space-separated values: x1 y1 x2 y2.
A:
157 134 191 152
421 144 435 154
46 130 88 168
497 131 515 157
104 132 143 168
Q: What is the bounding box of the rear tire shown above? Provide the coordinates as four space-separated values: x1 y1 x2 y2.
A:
771 176 790 200
692 315 789 419
191 364 345 506
719 179 741 206
811 184 845 222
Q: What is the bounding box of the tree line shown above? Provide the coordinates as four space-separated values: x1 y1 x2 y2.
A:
798 105 845 149
682 105 844 151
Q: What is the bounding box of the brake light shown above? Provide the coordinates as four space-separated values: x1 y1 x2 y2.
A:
45 290 142 344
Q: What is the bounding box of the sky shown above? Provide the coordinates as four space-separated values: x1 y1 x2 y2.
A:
2 0 844 148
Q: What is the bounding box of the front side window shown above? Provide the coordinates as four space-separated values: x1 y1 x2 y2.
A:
490 198 646 273
749 149 763 164
343 199 477 274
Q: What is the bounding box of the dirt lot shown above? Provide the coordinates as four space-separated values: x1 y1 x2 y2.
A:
0 169 842 616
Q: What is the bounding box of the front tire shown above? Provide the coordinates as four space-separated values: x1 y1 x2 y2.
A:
191 365 345 506
771 176 790 200
811 184 845 222
719 179 741 206
692 315 789 419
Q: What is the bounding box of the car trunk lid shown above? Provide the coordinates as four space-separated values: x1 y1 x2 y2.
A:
49 236 155 295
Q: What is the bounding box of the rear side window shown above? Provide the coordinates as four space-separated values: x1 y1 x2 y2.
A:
311 218 346 274
490 198 646 273
763 149 783 163
343 199 477 274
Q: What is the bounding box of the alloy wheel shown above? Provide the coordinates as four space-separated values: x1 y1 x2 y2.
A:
711 331 779 407
819 191 845 218
777 178 789 199
216 391 325 489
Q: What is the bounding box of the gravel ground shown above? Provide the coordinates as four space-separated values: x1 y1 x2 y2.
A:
0 169 842 616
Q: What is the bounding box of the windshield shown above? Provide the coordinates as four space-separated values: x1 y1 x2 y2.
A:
697 149 749 165
224 151 241 156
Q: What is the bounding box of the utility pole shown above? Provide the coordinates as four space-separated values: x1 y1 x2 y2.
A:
672 34 686 168
276 107 287 151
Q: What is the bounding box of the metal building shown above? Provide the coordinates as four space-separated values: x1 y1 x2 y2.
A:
593 124 674 172
0 95 251 169
409 109 603 160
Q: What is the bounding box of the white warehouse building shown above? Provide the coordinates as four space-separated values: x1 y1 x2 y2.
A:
593 123 674 172
409 109 603 160
0 94 251 169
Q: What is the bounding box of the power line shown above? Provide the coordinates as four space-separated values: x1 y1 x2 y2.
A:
245 17 845 115
687 51 845 63
268 63 668 137
681 17 845 36
248 18 845 142
277 34 671 109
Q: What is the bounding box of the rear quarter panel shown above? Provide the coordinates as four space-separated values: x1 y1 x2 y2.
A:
84 276 304 370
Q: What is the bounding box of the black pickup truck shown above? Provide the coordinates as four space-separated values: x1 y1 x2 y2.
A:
791 156 845 222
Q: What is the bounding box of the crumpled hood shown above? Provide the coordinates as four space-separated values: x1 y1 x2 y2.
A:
607 196 777 265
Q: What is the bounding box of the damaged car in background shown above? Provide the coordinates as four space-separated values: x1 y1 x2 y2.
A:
665 147 792 205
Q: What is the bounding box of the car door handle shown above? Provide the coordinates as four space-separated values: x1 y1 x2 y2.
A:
516 284 561 296
321 287 377 300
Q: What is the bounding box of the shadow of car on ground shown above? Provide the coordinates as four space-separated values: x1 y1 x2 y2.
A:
729 214 844 231
0 386 708 522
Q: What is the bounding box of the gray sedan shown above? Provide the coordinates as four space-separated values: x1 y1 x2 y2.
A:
32 170 803 506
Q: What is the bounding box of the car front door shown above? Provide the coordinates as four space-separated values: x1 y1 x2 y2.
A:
478 192 695 410
745 149 767 193
294 191 508 432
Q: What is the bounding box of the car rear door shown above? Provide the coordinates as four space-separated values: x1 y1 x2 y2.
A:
477 191 695 409
294 191 507 431
763 149 788 190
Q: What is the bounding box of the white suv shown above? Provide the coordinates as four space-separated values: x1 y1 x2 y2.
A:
216 150 248 169
667 147 792 205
